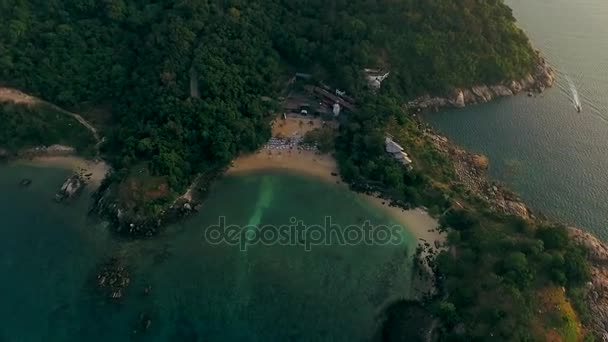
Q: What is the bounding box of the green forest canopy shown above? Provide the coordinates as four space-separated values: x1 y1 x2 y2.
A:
1 1 593 340
0 0 537 195
0 102 96 156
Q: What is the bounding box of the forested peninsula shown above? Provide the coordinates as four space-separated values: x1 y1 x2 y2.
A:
1 0 605 340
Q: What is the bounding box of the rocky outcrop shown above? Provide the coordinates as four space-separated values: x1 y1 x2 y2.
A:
424 129 532 219
96 257 130 301
470 154 489 170
92 188 200 237
407 54 555 111
90 168 222 237
55 174 85 202
19 178 32 187
568 227 608 340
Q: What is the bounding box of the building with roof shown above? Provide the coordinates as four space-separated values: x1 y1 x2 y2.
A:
311 86 356 112
385 137 412 166
365 69 390 90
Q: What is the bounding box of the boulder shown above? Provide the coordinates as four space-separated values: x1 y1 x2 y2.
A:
569 228 608 263
490 85 513 97
19 179 32 187
504 200 530 218
471 85 493 102
533 58 555 88
470 154 489 170
508 80 524 93
523 74 536 88
55 175 85 202
449 89 466 107
462 89 476 104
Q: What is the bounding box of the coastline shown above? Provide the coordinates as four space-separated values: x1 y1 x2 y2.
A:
18 155 109 187
407 52 555 111
228 149 338 182
228 149 446 252
420 121 608 338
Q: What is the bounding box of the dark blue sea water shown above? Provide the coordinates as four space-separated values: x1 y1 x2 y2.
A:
424 0 608 240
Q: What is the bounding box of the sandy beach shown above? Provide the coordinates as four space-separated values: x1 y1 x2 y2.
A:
229 149 339 182
230 150 446 280
362 194 445 246
21 155 110 187
230 154 444 249
231 152 444 245
228 116 445 248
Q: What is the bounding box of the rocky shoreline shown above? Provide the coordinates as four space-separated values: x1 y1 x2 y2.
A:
568 228 608 339
407 51 607 338
91 167 222 238
422 124 608 339
407 53 555 111
424 128 533 219
91 187 199 238
54 174 86 202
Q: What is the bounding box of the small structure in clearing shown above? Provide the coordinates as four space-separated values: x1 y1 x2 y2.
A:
365 68 390 90
385 136 412 166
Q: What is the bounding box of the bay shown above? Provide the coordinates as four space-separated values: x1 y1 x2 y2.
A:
423 0 608 240
0 165 416 341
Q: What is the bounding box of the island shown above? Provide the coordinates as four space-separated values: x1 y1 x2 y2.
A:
0 0 606 340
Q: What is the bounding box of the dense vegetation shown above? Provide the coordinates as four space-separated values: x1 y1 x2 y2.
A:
0 102 96 156
335 94 593 340
0 0 536 202
2 0 591 340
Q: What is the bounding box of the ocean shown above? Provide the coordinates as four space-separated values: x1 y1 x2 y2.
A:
423 0 608 240
0 165 416 341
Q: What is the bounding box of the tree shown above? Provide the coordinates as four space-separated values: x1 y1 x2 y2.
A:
500 252 533 288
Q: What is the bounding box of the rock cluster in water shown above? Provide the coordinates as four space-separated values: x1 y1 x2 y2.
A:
19 178 32 187
96 258 130 301
54 174 86 202
407 54 555 111
131 312 153 336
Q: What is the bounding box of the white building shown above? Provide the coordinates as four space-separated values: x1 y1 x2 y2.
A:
333 102 341 117
385 137 412 166
365 69 390 90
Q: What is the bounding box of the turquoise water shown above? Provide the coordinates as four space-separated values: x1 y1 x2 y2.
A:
0 165 415 341
424 0 608 240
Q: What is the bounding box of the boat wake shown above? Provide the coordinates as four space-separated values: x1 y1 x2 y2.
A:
555 69 608 123
566 75 582 112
